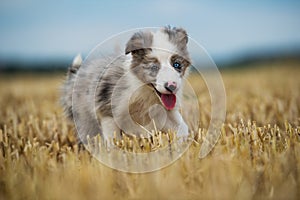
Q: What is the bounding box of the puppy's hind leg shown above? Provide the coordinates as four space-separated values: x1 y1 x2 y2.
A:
101 117 121 149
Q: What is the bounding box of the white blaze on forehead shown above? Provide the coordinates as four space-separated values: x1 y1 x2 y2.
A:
150 30 177 62
152 30 176 52
146 30 183 94
150 30 176 77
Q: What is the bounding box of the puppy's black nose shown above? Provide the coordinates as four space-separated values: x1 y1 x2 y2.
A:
164 81 177 93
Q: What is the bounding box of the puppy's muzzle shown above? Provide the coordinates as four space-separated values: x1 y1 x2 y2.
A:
164 81 177 93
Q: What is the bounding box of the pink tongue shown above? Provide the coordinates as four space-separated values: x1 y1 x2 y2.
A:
161 94 176 110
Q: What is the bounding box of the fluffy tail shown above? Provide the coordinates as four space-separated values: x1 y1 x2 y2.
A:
61 54 103 142
61 54 83 120
69 54 82 75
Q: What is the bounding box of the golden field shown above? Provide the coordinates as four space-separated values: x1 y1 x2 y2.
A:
0 62 299 200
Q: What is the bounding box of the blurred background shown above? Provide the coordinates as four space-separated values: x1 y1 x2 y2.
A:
0 0 300 72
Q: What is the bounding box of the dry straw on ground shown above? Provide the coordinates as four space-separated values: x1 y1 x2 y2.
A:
0 63 299 200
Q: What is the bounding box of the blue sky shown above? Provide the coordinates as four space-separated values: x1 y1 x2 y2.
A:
0 0 300 62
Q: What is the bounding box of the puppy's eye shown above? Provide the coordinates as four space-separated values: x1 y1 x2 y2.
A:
151 64 159 71
173 62 181 69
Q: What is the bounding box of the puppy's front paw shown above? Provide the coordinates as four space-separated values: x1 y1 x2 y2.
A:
176 122 189 141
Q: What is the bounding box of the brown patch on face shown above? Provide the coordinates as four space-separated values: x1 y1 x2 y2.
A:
131 55 161 84
127 28 191 84
126 31 157 84
170 54 191 76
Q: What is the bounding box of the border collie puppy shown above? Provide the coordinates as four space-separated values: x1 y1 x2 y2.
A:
61 26 191 146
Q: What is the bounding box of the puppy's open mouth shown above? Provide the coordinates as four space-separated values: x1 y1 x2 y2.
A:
149 84 176 110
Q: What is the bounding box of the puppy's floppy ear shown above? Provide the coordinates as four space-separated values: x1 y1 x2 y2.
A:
174 28 188 45
125 31 153 55
163 26 188 51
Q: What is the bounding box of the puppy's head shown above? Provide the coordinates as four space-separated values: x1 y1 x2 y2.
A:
125 26 191 110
